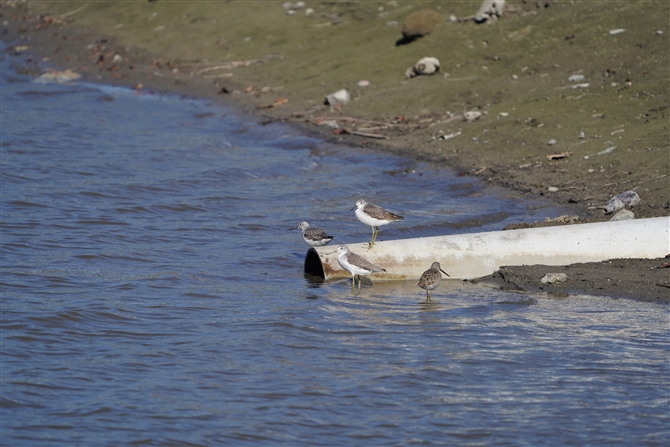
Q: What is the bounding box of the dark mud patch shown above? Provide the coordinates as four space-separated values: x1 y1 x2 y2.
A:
476 258 670 302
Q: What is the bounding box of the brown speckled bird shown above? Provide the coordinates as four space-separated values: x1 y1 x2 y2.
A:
417 262 450 300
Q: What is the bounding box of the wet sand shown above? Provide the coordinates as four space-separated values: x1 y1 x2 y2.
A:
3 1 668 301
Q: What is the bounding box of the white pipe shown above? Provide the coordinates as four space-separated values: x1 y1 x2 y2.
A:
305 217 670 281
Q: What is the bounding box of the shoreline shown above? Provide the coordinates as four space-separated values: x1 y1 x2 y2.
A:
3 1 668 302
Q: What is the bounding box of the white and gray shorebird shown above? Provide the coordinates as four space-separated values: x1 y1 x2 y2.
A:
352 199 404 249
289 221 334 247
417 261 450 301
330 245 386 290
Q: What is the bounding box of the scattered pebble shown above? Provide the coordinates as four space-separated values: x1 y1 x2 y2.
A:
540 273 568 285
578 131 585 139
464 111 482 122
317 120 339 129
475 0 506 23
548 138 557 145
597 146 616 155
568 74 585 82
609 209 635 221
283 1 305 9
402 9 443 39
405 57 440 78
609 29 626 35
547 186 559 192
357 80 370 88
324 89 350 106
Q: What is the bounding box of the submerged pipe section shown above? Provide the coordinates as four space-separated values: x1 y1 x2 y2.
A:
304 216 670 281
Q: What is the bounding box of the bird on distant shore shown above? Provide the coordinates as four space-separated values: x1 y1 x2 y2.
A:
289 221 334 247
417 262 450 301
330 245 385 291
352 199 404 249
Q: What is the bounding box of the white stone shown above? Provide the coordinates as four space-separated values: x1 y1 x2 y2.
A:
406 57 440 78
475 0 505 23
540 273 568 285
609 209 635 221
464 111 482 122
324 89 350 106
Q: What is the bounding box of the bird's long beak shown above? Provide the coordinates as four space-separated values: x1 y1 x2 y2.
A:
350 206 356 211
287 226 296 231
440 268 450 277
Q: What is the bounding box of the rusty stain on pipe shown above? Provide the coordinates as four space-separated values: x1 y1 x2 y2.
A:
305 217 670 281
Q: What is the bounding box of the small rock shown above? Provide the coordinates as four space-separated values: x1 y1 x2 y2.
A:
578 131 585 139
547 186 559 192
324 89 350 106
609 209 635 221
405 56 440 78
568 74 585 82
609 29 626 35
463 111 482 122
475 0 506 23
540 273 568 285
548 138 557 145
357 80 370 88
402 9 443 39
318 120 339 129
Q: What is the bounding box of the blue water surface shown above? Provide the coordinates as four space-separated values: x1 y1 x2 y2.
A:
1 47 668 447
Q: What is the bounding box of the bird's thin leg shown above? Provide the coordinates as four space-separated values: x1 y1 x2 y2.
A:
368 226 375 248
426 291 431 301
367 226 378 250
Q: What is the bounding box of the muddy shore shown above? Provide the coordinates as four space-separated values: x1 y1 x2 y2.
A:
2 1 668 301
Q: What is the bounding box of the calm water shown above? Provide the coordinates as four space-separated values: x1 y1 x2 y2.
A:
1 49 668 446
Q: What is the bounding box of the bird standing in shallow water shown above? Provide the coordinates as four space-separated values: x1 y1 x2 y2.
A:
330 245 385 291
289 221 334 247
418 261 450 301
352 199 404 249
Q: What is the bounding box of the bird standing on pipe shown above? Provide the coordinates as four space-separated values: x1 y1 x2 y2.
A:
352 199 404 249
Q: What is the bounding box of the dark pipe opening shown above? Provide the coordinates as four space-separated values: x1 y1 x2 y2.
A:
304 248 325 278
